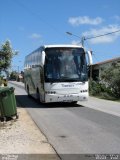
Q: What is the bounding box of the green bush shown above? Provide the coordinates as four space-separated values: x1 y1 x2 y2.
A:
90 63 120 100
10 71 17 80
0 77 2 86
89 80 101 96
101 63 120 99
99 92 117 100
89 80 117 100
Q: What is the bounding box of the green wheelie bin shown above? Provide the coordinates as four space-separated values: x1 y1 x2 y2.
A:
0 87 18 121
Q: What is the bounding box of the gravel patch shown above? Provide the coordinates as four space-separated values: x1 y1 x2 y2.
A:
0 107 59 159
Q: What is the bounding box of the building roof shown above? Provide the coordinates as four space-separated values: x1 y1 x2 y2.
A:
93 56 120 66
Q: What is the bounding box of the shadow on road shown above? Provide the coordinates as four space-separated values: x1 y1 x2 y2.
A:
15 94 84 109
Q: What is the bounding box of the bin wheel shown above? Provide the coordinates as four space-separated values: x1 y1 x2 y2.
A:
0 117 4 122
1 117 6 122
16 114 19 119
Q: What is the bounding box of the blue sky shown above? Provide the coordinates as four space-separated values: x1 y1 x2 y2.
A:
0 0 120 72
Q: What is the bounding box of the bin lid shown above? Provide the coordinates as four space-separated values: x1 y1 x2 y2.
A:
0 87 14 93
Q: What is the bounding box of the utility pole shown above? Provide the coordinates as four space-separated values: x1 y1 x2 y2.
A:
89 50 93 81
81 36 86 47
66 32 85 46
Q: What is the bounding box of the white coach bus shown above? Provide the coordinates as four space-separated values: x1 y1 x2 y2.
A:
24 45 92 103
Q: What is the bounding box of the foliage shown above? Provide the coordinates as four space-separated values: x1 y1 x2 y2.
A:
0 40 18 73
101 63 120 99
89 80 116 100
9 71 18 80
0 77 2 86
89 63 120 100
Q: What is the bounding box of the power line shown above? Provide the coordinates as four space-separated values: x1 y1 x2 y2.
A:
14 0 65 39
66 29 120 46
84 29 120 40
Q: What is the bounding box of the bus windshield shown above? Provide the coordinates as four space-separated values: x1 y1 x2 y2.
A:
44 47 88 82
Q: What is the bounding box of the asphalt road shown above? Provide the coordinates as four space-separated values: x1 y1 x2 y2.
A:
9 82 120 155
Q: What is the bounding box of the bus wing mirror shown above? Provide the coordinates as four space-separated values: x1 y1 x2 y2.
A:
86 51 93 65
41 51 45 66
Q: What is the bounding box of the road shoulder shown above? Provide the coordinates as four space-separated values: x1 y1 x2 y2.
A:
0 107 59 159
78 96 120 117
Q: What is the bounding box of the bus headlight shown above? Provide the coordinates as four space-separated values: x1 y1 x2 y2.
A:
80 90 88 93
45 91 56 94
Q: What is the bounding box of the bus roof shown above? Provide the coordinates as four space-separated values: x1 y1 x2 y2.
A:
43 44 83 49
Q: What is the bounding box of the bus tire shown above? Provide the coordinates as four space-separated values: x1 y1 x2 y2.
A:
27 85 30 97
71 101 77 104
36 89 41 103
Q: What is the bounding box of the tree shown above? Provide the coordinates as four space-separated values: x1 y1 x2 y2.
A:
101 63 120 98
9 71 18 80
0 40 18 73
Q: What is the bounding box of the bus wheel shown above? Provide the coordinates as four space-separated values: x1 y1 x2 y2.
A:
71 101 77 104
37 89 41 103
27 85 30 97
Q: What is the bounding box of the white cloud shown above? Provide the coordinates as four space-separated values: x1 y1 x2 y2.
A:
71 40 81 45
112 15 120 21
68 16 103 26
82 25 120 44
29 33 41 39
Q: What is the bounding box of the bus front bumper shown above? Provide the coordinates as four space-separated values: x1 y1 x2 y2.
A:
45 93 88 103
